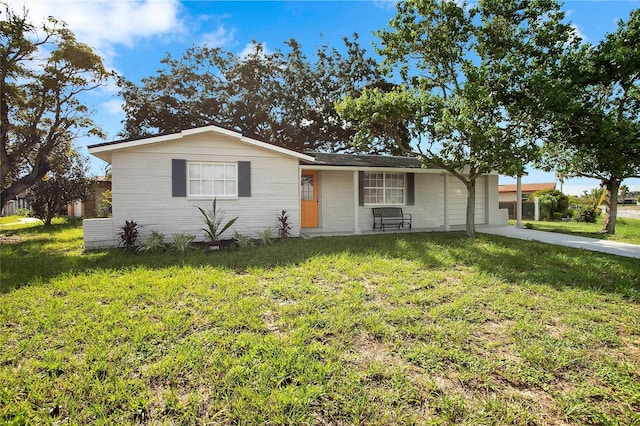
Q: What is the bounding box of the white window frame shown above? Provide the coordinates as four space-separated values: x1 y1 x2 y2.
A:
187 162 238 198
364 172 406 205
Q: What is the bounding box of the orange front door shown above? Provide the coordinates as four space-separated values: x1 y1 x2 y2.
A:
301 170 319 228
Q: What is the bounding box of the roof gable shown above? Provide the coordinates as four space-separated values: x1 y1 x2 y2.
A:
88 125 315 163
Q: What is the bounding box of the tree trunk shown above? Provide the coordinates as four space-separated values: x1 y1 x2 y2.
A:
466 178 476 238
601 179 620 235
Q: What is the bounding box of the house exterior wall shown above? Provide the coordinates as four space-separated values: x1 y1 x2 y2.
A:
317 171 355 233
83 218 115 250
85 133 301 249
307 171 499 234
486 175 504 225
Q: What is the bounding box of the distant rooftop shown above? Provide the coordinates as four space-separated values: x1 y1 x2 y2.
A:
499 182 556 193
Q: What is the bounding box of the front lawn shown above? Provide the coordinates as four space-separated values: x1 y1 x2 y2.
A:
514 217 640 245
1 222 639 424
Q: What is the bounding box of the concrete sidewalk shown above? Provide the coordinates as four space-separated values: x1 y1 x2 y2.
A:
478 225 640 260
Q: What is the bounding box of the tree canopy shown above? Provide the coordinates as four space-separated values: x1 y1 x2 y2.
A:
119 36 388 153
0 6 112 210
540 8 640 234
336 0 574 237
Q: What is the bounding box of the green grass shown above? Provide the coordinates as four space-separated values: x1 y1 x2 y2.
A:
0 215 48 232
1 222 639 424
514 216 640 245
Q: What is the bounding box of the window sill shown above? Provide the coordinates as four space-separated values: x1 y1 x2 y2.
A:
187 196 239 201
364 203 407 207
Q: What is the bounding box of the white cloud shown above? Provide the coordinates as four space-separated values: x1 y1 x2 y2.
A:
101 99 125 116
6 0 184 59
201 24 236 48
571 24 587 42
372 0 398 10
238 42 272 60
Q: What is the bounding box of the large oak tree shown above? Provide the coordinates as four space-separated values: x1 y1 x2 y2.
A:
336 0 575 237
118 35 387 153
0 7 111 210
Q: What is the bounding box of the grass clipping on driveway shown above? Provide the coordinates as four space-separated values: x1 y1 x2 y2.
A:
1 224 639 424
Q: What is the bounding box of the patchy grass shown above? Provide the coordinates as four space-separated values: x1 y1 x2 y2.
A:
0 215 53 232
1 222 639 424
515 217 640 245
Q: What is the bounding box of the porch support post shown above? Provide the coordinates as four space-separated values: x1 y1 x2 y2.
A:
353 171 361 234
443 173 450 231
516 175 523 228
485 175 490 225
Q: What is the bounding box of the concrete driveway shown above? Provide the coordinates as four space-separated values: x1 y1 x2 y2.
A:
478 225 640 259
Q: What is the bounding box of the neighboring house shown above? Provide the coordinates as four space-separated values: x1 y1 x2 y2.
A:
67 176 112 218
1 191 30 216
83 125 505 249
498 182 556 203
498 182 556 220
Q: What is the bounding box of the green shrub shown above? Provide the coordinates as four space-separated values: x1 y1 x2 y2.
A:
233 230 253 248
139 230 166 253
575 207 597 223
552 212 564 221
531 189 569 220
256 228 274 246
16 208 31 217
170 233 195 254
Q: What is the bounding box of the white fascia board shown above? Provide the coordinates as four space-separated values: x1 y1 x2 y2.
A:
300 165 443 173
300 164 499 176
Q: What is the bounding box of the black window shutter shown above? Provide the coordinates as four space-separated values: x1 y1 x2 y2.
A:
358 171 365 206
406 173 415 205
172 159 186 197
238 161 251 197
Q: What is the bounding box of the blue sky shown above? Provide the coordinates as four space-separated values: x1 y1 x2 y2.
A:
9 0 640 194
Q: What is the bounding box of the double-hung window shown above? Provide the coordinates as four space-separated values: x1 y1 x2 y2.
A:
188 162 237 197
364 172 405 205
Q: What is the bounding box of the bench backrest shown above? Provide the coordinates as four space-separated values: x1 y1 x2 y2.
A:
372 207 403 217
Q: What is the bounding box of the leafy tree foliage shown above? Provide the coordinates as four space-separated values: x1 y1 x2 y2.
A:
336 0 574 237
119 36 387 153
29 150 94 226
0 7 112 210
540 9 640 234
529 189 569 220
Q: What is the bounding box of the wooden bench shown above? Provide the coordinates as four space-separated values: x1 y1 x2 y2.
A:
372 207 412 231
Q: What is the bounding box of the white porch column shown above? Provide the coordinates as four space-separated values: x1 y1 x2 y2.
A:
443 173 450 231
353 171 361 234
534 196 540 221
484 175 490 225
516 175 523 228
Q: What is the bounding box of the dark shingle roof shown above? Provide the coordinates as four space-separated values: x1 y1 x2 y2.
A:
305 152 435 169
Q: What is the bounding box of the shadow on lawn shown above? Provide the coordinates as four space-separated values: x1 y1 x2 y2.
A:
2 225 639 298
